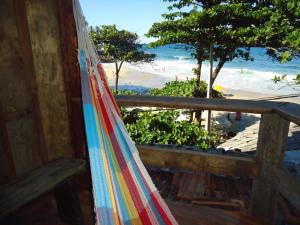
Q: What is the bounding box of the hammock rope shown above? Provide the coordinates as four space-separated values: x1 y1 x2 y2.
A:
72 1 178 224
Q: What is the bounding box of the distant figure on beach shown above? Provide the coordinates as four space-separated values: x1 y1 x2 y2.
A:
224 112 245 135
235 112 245 131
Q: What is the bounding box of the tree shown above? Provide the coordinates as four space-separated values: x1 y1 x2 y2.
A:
90 25 155 93
146 0 257 91
254 0 300 85
255 0 300 62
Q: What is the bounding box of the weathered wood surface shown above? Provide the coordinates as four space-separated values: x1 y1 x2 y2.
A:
218 122 300 152
137 145 257 178
58 0 86 159
115 95 276 114
274 102 300 125
0 158 86 219
166 200 266 225
26 0 73 160
274 169 300 212
250 114 290 223
0 0 46 176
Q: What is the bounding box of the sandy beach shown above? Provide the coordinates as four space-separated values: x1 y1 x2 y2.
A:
103 63 300 104
103 63 300 135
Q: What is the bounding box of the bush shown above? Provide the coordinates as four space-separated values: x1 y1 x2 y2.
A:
122 110 218 149
112 89 141 95
149 79 222 98
114 79 222 149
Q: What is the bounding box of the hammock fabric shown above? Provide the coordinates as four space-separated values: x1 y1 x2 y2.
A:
73 1 178 224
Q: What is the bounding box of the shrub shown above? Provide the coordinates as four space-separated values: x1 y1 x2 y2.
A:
114 79 222 149
122 110 218 149
112 89 141 95
149 79 222 98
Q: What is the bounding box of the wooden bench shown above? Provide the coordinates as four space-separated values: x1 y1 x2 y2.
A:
0 157 86 225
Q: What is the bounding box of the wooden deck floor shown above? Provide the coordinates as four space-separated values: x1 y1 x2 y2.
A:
166 201 268 225
1 192 269 225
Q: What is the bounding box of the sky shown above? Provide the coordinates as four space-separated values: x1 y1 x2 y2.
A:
79 0 171 43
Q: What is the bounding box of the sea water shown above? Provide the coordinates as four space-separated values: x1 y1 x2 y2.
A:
128 44 300 95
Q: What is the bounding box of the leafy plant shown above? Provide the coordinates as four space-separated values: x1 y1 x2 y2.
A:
112 89 141 96
272 74 287 84
149 79 222 98
122 110 218 149
294 74 300 84
114 80 222 149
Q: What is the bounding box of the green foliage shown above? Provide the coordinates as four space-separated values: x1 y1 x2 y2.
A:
259 1 300 62
112 89 141 96
114 80 222 149
272 74 287 84
294 74 300 84
149 79 222 98
122 110 218 149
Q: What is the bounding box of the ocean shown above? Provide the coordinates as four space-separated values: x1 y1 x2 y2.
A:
127 44 300 95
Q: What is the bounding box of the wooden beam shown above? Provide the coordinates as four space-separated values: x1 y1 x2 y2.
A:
115 95 276 114
12 0 47 163
137 145 257 179
250 114 290 223
58 0 86 159
274 169 300 212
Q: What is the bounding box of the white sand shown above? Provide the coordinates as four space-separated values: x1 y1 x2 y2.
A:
103 63 300 134
103 63 300 103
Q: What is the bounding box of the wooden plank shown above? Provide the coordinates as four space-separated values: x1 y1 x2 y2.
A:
25 0 73 160
166 200 267 225
137 145 257 178
274 169 300 211
250 114 290 223
115 95 276 114
0 158 86 218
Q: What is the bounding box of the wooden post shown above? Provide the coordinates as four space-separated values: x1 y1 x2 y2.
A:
58 0 86 159
205 43 213 132
250 114 290 223
54 179 84 225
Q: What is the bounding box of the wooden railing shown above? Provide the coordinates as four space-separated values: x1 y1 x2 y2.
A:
116 95 300 224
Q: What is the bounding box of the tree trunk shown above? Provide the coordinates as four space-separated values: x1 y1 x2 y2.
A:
114 61 124 94
193 52 203 124
212 58 226 84
205 43 214 133
195 61 202 90
115 62 119 94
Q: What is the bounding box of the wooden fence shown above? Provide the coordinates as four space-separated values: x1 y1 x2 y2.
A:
116 95 300 224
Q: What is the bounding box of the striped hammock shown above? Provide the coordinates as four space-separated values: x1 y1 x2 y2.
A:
73 1 178 224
